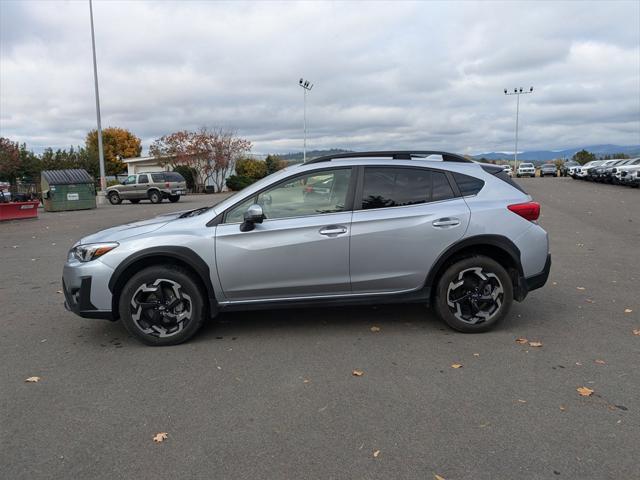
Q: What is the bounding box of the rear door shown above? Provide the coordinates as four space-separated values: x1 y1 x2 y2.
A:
215 167 355 301
350 166 470 293
133 174 149 199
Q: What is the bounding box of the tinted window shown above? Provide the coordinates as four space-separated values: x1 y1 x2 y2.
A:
452 172 485 196
362 168 431 209
165 172 185 182
138 174 148 184
432 171 455 202
151 173 164 182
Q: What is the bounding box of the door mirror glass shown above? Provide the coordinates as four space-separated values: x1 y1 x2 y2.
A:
240 204 264 232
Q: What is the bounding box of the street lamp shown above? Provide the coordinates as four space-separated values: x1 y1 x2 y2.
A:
503 86 534 171
89 0 106 194
298 78 313 163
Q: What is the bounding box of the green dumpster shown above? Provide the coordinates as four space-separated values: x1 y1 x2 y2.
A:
41 169 96 212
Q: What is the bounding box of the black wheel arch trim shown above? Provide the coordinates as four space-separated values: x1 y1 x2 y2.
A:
424 234 525 300
108 246 217 318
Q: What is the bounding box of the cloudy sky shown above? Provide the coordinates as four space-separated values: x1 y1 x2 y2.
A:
1 0 639 156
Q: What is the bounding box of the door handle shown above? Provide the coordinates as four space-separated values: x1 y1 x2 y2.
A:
319 225 348 236
432 217 460 227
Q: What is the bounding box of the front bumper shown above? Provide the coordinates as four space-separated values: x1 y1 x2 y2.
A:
62 259 116 320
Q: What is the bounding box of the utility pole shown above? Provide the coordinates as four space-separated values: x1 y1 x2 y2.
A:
298 78 313 163
503 87 533 171
89 0 106 194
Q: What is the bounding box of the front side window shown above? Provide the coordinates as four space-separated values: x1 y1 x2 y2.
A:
225 168 352 222
125 175 136 185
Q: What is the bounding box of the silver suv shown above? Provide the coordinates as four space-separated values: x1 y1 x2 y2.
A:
63 151 551 346
106 171 186 205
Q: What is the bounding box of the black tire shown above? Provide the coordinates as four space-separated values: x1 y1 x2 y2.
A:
130 199 141 204
118 265 207 346
168 195 180 203
108 191 122 205
148 190 162 204
433 255 513 333
516 174 521 178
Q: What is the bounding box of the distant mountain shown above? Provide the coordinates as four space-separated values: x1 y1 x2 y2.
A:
472 145 640 162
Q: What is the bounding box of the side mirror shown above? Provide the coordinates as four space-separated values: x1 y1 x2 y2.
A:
240 204 265 232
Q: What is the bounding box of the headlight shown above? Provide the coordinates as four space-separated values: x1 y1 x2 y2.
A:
71 242 119 262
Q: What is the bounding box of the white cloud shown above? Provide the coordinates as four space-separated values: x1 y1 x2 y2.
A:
1 0 638 155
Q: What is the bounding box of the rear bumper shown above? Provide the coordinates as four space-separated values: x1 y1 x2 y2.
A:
515 254 551 301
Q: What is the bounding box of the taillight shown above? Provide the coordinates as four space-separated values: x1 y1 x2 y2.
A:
508 201 540 221
165 182 170 188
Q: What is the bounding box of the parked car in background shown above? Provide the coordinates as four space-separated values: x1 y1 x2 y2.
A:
502 165 513 177
560 161 579 177
575 160 604 179
586 159 618 181
62 150 550 345
106 171 187 205
539 163 558 177
612 158 640 184
591 159 629 182
516 163 536 178
626 170 640 187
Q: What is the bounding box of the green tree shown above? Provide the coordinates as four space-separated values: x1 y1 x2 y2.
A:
172 165 197 191
236 158 268 180
0 137 21 183
86 127 142 175
265 154 287 174
572 149 596 165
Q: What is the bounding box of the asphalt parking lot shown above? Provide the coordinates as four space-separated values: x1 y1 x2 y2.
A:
1 180 638 480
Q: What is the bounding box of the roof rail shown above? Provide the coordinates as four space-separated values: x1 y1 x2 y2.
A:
303 150 472 165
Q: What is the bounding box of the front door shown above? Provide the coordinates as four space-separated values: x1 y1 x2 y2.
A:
350 166 470 293
215 167 354 301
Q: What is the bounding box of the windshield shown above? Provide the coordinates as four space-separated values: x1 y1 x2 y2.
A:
520 163 534 168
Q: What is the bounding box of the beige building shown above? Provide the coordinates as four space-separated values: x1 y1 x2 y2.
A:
123 156 171 175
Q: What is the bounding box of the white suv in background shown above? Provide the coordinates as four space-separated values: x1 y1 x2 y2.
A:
516 163 535 178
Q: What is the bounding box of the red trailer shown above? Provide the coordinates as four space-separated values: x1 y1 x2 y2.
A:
0 200 40 221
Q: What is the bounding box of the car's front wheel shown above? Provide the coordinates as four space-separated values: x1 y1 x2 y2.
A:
119 265 207 346
434 256 513 333
108 191 122 205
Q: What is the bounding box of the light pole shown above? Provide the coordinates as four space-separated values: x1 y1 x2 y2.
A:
504 86 533 171
89 0 106 193
298 78 313 162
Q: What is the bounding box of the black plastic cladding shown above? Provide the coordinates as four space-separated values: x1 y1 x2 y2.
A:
303 150 472 165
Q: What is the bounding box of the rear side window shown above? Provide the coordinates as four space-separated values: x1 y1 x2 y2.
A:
151 173 164 182
165 172 185 182
361 167 455 210
452 172 485 196
138 174 148 184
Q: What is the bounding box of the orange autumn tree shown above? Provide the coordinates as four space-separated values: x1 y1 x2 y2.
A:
86 127 142 175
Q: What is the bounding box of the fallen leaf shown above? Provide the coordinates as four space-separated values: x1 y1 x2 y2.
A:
633 329 640 336
594 359 606 365
153 432 168 443
373 449 380 458
575 362 582 366
552 281 558 285
559 405 566 411
352 369 364 377
303 378 310 384
585 298 594 303
25 376 40 383
370 326 381 332
576 286 585 291
517 399 527 403
528 341 543 347
473 353 480 357
577 386 594 397
515 337 528 344
56 290 63 294
624 308 633 314
451 363 463 369
435 475 446 480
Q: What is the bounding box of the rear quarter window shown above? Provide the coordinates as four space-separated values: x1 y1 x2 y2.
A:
452 172 485 196
165 172 185 182
151 173 164 182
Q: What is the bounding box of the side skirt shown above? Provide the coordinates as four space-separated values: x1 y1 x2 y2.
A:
218 287 431 312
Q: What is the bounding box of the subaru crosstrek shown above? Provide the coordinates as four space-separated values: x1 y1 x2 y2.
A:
63 151 551 346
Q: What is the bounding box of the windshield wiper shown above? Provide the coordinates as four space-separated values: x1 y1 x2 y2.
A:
179 206 212 218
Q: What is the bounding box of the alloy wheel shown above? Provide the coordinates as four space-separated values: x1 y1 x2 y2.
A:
446 267 504 325
130 278 192 337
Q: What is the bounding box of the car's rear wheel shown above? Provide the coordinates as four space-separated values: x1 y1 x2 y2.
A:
130 199 140 204
108 192 122 205
119 265 206 346
168 195 180 203
148 190 162 204
434 256 513 333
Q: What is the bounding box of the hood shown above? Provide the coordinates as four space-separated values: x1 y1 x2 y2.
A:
79 212 183 244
